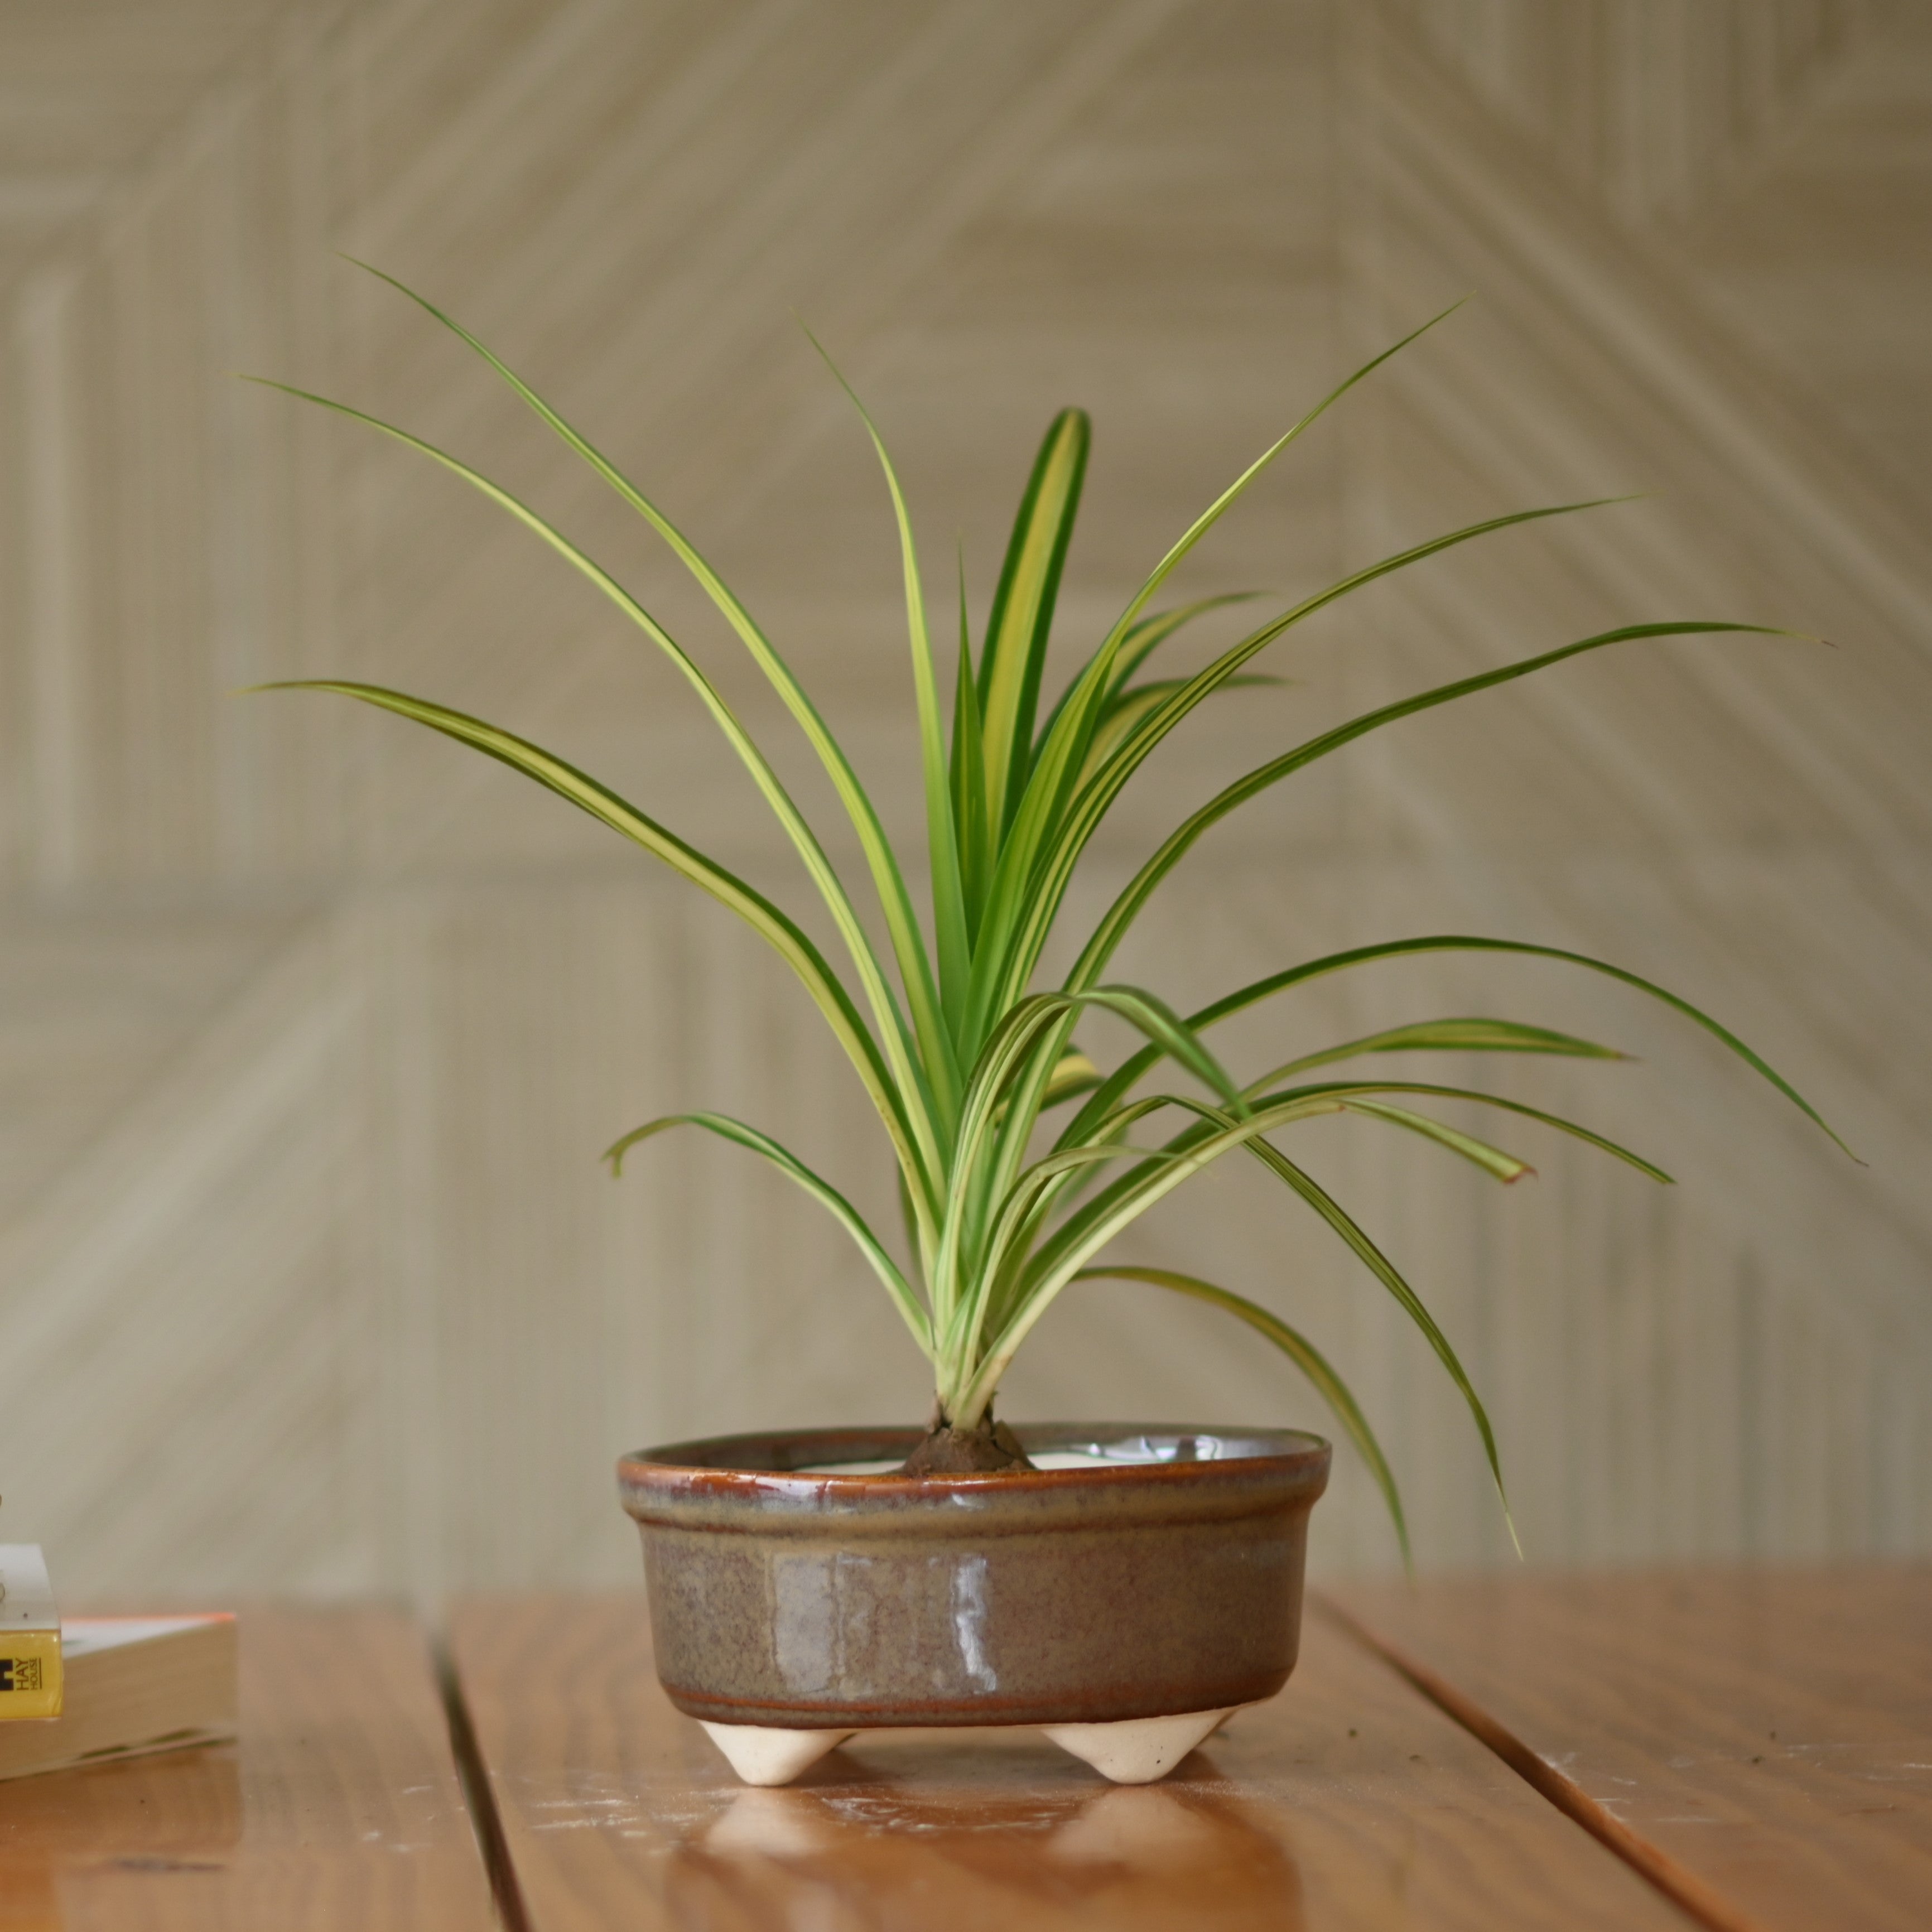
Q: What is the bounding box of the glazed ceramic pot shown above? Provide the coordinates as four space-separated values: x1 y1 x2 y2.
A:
618 1422 1329 1756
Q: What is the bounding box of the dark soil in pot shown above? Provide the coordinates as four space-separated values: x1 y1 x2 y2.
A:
898 1403 1035 1475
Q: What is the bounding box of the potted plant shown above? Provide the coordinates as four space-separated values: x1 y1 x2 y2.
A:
256 274 1843 1785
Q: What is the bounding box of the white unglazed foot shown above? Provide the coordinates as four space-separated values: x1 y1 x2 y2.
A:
697 1704 1248 1787
1040 1707 1236 1784
699 1721 854 1786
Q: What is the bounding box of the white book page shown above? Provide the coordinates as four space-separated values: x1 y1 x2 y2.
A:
60 1616 232 1659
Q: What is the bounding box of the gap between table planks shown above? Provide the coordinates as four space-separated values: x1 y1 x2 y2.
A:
1322 1565 1932 1932
0 1606 497 1932
447 1589 1693 1932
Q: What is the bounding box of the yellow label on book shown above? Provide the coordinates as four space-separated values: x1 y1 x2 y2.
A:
0 1630 62 1720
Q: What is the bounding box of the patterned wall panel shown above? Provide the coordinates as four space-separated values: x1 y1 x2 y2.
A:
0 0 1925 1598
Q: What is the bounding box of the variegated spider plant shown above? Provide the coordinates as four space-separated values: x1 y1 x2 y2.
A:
255 273 1846 1550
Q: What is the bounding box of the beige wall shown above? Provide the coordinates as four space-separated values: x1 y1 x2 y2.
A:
0 0 1926 1601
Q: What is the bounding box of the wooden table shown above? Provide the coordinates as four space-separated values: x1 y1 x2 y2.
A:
450 1569 1932 1932
6 1572 1925 1928
1327 1566 1932 1932
0 1607 496 1932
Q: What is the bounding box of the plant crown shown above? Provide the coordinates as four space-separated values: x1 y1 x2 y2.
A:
256 276 1847 1559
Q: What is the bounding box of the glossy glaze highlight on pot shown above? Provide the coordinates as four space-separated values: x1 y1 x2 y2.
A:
619 1424 1329 1729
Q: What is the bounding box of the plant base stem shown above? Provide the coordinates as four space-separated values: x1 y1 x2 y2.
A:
898 1401 1036 1476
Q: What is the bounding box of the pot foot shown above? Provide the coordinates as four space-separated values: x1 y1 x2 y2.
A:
698 1721 854 1786
1040 1707 1237 1784
697 1704 1249 1788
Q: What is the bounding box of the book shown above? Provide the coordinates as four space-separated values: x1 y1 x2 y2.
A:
0 1613 238 1782
0 1544 62 1721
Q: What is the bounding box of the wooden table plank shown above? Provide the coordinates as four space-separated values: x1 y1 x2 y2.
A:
0 1606 497 1932
450 1589 1690 1931
1325 1565 1932 1932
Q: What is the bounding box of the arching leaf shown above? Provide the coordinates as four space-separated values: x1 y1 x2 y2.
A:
1077 1264 1409 1566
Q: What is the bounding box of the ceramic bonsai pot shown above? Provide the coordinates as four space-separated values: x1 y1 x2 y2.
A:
618 1422 1329 1784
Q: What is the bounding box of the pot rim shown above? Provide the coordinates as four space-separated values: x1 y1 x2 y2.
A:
619 1420 1330 1501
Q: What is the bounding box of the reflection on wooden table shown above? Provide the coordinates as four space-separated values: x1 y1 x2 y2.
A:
451 1592 1681 1930
663 1740 1304 1929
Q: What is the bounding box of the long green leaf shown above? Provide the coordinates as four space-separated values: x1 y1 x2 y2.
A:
986 508 1640 1028
946 975 1246 1350
1074 306 1464 695
1077 674 1283 787
969 308 1467 1039
979 409 1089 834
1076 986 1245 1111
977 1092 1181 1333
1248 1016 1627 1091
897 1169 928 1285
1042 1048 1101 1107
1066 919 1847 1164
605 1111 933 1357
951 548 994 942
1257 1078 1675 1183
1029 1105 1516 1549
1102 594 1270 704
965 980 1250 1306
1076 1264 1409 1565
1032 591 1264 755
969 1091 1360 1393
245 375 947 1192
1066 621 1791 1001
1333 1100 1534 1182
1235 1136 1519 1555
802 332 974 1064
341 262 963 1132
936 985 1245 1345
1061 934 1834 1159
1073 1069 1671 1190
950 1143 1179 1369
931 995 1076 1338
259 680 935 1213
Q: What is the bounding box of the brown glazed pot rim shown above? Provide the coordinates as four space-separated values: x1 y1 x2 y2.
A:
620 1422 1329 1509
